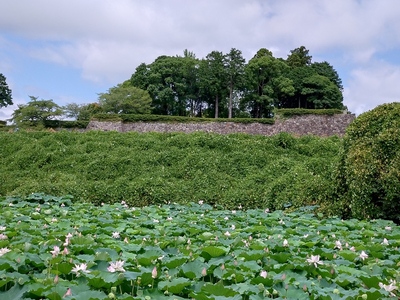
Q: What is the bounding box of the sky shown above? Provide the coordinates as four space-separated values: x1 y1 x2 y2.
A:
1 0 400 121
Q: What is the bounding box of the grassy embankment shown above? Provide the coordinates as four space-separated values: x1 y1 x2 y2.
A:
0 130 340 211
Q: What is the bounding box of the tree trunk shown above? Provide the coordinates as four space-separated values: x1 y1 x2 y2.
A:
215 95 219 118
228 82 233 118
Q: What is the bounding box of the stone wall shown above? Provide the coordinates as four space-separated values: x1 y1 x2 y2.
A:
86 114 356 137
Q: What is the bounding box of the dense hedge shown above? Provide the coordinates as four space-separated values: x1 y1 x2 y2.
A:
92 113 275 124
43 120 90 129
334 102 400 223
275 108 344 117
0 131 340 211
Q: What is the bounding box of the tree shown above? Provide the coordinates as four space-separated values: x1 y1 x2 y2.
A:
286 46 312 67
225 48 245 118
63 102 103 120
98 84 152 114
243 48 291 117
301 74 343 109
0 73 12 108
199 51 227 118
311 61 343 91
11 96 63 125
334 103 400 223
131 56 187 115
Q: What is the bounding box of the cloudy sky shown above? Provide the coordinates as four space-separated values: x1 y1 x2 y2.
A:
1 0 400 120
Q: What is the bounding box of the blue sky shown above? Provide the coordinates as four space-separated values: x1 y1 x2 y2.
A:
1 0 400 121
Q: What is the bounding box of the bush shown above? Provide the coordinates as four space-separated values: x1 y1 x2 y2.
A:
334 102 400 223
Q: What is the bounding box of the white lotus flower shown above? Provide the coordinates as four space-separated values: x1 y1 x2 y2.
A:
71 263 90 276
381 238 389 245
306 255 323 268
107 260 125 272
334 240 342 250
0 226 6 231
0 248 11 257
224 231 231 237
359 251 368 261
379 279 397 296
0 234 8 240
283 239 289 247
112 232 120 239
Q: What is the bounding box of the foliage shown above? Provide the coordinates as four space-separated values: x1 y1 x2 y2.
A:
128 46 344 118
11 96 63 126
0 194 399 299
0 73 13 108
275 108 344 117
43 120 90 129
0 131 338 210
91 113 275 124
98 84 152 114
334 102 400 224
243 49 292 118
63 103 103 121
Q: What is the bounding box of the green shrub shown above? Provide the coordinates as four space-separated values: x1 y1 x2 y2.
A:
275 108 344 117
0 131 340 210
334 102 400 223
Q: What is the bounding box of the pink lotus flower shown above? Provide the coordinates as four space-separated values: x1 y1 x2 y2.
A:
151 266 158 278
50 246 60 257
260 270 267 278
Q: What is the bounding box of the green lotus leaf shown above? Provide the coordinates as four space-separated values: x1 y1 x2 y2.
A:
201 246 228 258
158 277 191 294
164 257 187 269
181 259 207 279
0 283 29 300
201 282 239 297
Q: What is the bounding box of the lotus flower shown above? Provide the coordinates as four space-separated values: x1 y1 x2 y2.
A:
359 251 368 261
306 255 323 268
108 260 125 272
71 263 90 276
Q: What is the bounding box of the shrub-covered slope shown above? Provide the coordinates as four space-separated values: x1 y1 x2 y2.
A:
0 131 340 209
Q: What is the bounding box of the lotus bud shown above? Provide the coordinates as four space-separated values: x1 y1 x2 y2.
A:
151 266 157 278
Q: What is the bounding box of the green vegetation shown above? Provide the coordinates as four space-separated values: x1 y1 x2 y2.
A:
0 194 398 299
0 131 340 210
334 103 400 223
0 73 12 108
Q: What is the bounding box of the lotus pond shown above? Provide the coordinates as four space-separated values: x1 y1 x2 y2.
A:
0 194 399 299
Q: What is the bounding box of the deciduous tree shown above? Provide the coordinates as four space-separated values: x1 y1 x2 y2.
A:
11 96 63 125
0 73 12 108
98 84 152 114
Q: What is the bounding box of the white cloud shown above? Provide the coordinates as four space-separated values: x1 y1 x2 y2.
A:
1 0 400 118
345 61 400 115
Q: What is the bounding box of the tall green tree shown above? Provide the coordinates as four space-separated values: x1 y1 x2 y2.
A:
311 61 343 91
98 84 152 114
301 75 343 109
225 48 245 118
199 51 227 118
180 51 203 117
286 46 312 68
0 73 12 108
11 96 63 125
131 56 187 115
243 48 292 117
